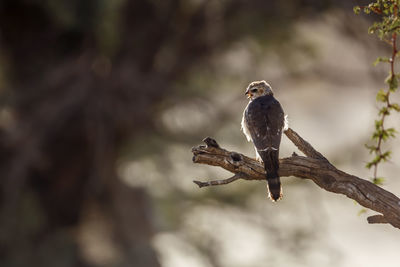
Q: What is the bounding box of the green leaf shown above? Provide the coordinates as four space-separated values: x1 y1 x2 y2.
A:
358 209 367 216
373 57 390 66
378 29 386 39
390 103 400 111
375 119 383 129
372 131 381 140
391 18 400 32
383 8 389 15
384 74 397 90
353 6 361 14
390 76 398 90
379 106 390 116
382 129 389 140
376 89 388 102
383 2 389 9
365 144 378 153
381 150 392 160
373 155 382 164
385 73 391 84
373 177 385 185
368 23 380 34
386 127 397 137
366 154 385 169
365 161 374 169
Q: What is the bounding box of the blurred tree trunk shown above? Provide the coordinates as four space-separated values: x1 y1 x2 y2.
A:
0 0 226 264
0 1 170 266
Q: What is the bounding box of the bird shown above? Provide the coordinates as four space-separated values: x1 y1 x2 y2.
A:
241 80 287 201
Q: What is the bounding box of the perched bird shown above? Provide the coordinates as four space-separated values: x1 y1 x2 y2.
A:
241 81 287 201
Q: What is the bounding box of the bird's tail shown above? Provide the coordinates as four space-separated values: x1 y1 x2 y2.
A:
264 155 282 202
260 150 282 201
266 171 282 201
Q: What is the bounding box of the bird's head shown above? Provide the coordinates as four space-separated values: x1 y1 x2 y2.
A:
244 80 273 100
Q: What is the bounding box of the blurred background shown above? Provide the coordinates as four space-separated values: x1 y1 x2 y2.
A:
0 0 400 266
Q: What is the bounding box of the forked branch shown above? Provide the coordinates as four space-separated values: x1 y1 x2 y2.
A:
191 128 400 229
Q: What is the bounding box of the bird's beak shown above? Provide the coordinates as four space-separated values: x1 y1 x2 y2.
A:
245 90 252 99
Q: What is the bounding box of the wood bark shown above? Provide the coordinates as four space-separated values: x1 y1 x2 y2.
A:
191 128 400 229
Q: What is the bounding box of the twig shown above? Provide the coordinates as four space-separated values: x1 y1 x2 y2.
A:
193 172 249 188
367 214 389 224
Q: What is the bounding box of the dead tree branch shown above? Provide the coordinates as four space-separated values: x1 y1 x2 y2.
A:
191 128 400 229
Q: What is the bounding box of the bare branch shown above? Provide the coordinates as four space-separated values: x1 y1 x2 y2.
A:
367 214 389 224
191 128 400 229
193 172 249 188
284 128 327 160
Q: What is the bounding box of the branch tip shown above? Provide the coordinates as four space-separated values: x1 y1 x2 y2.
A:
192 173 249 188
367 214 389 224
193 180 208 188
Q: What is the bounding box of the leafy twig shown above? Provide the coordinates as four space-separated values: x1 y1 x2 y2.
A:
355 0 400 184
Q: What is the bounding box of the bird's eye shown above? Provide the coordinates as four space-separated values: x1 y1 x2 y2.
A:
251 88 258 93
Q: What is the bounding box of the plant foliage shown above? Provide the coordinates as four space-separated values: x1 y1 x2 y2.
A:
354 0 400 184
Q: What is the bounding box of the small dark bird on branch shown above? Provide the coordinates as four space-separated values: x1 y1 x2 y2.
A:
241 81 287 201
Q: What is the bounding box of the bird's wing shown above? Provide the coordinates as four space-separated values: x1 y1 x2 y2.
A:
241 103 252 142
245 96 284 152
